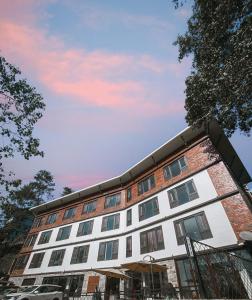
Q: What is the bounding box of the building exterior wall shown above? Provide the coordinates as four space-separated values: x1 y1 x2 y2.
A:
9 134 252 295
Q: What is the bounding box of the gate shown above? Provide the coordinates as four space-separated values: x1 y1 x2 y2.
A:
185 237 252 299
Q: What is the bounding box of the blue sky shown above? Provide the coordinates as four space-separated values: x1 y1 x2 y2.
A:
1 0 251 197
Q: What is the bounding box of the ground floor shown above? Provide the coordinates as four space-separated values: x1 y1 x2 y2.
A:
10 246 252 299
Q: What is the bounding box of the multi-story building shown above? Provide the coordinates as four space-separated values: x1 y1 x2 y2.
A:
9 121 252 298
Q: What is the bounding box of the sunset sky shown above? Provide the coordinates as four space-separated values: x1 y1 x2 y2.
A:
1 0 251 197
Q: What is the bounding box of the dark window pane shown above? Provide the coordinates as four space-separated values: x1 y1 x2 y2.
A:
126 236 132 257
101 214 120 231
29 252 45 268
97 240 119 261
139 197 159 221
138 175 155 195
104 193 121 209
48 249 65 266
127 209 132 226
56 226 71 241
83 200 97 214
163 156 187 180
140 226 164 254
77 220 93 236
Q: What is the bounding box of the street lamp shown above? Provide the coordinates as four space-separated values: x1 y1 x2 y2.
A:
143 254 155 300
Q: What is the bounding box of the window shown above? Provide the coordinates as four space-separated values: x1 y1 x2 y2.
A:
104 193 121 209
29 252 45 268
24 234 38 247
46 213 57 224
138 175 155 195
97 240 119 261
56 225 71 241
163 156 187 180
140 226 165 254
38 230 52 244
101 214 120 231
63 207 76 219
14 254 30 269
126 236 132 257
139 197 159 221
42 276 68 289
83 200 97 214
77 220 94 236
126 209 132 226
127 187 132 201
32 217 42 228
174 212 212 245
168 179 199 208
21 278 36 286
48 249 65 266
71 245 90 264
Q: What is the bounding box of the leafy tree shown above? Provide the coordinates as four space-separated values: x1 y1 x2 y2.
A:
173 0 252 136
1 170 55 222
0 56 45 186
61 186 74 196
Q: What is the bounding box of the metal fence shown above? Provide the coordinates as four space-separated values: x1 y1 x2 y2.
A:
185 237 252 299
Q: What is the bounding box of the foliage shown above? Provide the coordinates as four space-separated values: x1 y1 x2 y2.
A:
1 170 55 223
173 0 252 136
61 186 74 196
0 56 45 185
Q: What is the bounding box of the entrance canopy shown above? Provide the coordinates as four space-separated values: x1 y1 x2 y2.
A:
93 268 130 280
121 261 167 273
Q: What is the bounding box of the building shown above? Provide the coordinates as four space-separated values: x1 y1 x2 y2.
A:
9 121 252 298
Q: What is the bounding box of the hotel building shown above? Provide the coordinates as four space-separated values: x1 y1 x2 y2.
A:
9 121 252 297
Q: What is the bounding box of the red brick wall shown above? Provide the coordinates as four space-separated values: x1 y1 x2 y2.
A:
221 194 252 240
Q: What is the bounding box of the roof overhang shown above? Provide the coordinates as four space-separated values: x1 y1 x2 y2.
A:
30 120 251 214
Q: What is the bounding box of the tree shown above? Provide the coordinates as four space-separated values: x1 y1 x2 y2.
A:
1 170 55 222
173 0 252 136
61 186 74 196
0 56 45 186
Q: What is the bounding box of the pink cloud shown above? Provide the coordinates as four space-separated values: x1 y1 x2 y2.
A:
0 1 186 116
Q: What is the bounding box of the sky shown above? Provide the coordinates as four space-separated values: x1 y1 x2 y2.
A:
1 0 251 198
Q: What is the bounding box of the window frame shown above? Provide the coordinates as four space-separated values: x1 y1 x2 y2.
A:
104 193 121 209
126 236 132 257
127 187 132 201
24 234 38 247
140 226 165 254
14 254 30 270
139 197 159 221
29 252 45 269
97 240 119 261
168 179 199 208
77 220 94 236
56 225 72 241
138 174 155 195
71 245 90 264
101 213 120 232
45 213 57 225
32 217 42 228
63 207 76 220
82 200 97 214
38 230 52 245
126 209 132 226
48 249 66 267
163 156 187 180
174 211 213 245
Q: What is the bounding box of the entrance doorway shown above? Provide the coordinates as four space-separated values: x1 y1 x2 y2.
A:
105 277 120 300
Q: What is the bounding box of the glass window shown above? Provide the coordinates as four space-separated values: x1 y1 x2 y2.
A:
21 278 36 286
140 226 165 254
46 213 57 224
14 255 30 269
83 200 97 214
24 234 38 247
168 179 199 208
174 212 212 245
29 252 45 269
71 245 90 264
138 175 155 195
32 217 42 228
77 220 94 236
104 193 121 209
139 197 159 221
63 207 76 219
97 240 119 261
56 225 71 241
101 214 120 231
38 230 52 244
48 249 65 266
163 156 187 180
126 236 132 257
126 209 132 226
127 187 132 201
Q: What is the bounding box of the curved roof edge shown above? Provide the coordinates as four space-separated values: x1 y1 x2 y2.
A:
31 120 251 214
